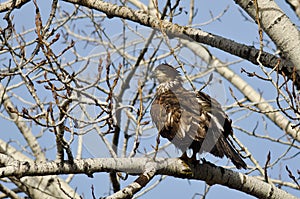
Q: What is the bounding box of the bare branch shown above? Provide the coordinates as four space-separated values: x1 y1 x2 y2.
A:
235 0 300 73
0 139 81 199
62 0 300 88
0 83 46 161
285 0 300 19
106 161 156 199
0 0 30 12
179 39 300 142
0 156 297 199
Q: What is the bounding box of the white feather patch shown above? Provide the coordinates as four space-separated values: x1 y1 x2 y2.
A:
207 112 224 132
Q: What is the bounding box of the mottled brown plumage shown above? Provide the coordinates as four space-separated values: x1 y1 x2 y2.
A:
150 64 246 169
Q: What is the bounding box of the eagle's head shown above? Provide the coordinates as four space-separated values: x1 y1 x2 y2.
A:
152 64 182 84
152 64 182 94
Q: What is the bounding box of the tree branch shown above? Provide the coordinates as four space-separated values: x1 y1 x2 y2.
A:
285 0 300 19
0 156 297 199
106 161 156 199
0 0 30 12
62 0 300 89
0 83 45 161
0 139 81 199
234 0 300 73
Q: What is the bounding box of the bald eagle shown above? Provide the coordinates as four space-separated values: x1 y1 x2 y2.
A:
150 64 247 169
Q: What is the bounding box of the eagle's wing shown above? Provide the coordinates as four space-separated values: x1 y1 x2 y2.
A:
196 91 233 137
150 87 206 149
196 91 247 169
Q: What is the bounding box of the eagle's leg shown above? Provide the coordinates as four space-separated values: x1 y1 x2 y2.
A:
179 151 199 165
191 150 197 162
190 150 199 165
179 151 189 161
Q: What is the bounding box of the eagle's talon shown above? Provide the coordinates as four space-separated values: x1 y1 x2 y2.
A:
179 152 199 166
200 158 216 167
179 152 189 161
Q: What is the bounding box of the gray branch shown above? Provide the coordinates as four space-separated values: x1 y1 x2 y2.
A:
0 0 30 12
105 161 157 199
62 0 300 88
0 155 297 199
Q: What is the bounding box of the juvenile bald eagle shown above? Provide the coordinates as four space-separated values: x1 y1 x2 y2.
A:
150 64 246 169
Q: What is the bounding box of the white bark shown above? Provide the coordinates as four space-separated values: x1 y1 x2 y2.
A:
0 138 80 198
0 83 45 161
0 156 296 199
0 0 30 12
106 161 157 199
234 0 300 72
286 0 300 19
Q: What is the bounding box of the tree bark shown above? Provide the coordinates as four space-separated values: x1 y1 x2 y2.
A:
0 156 297 199
235 0 300 78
